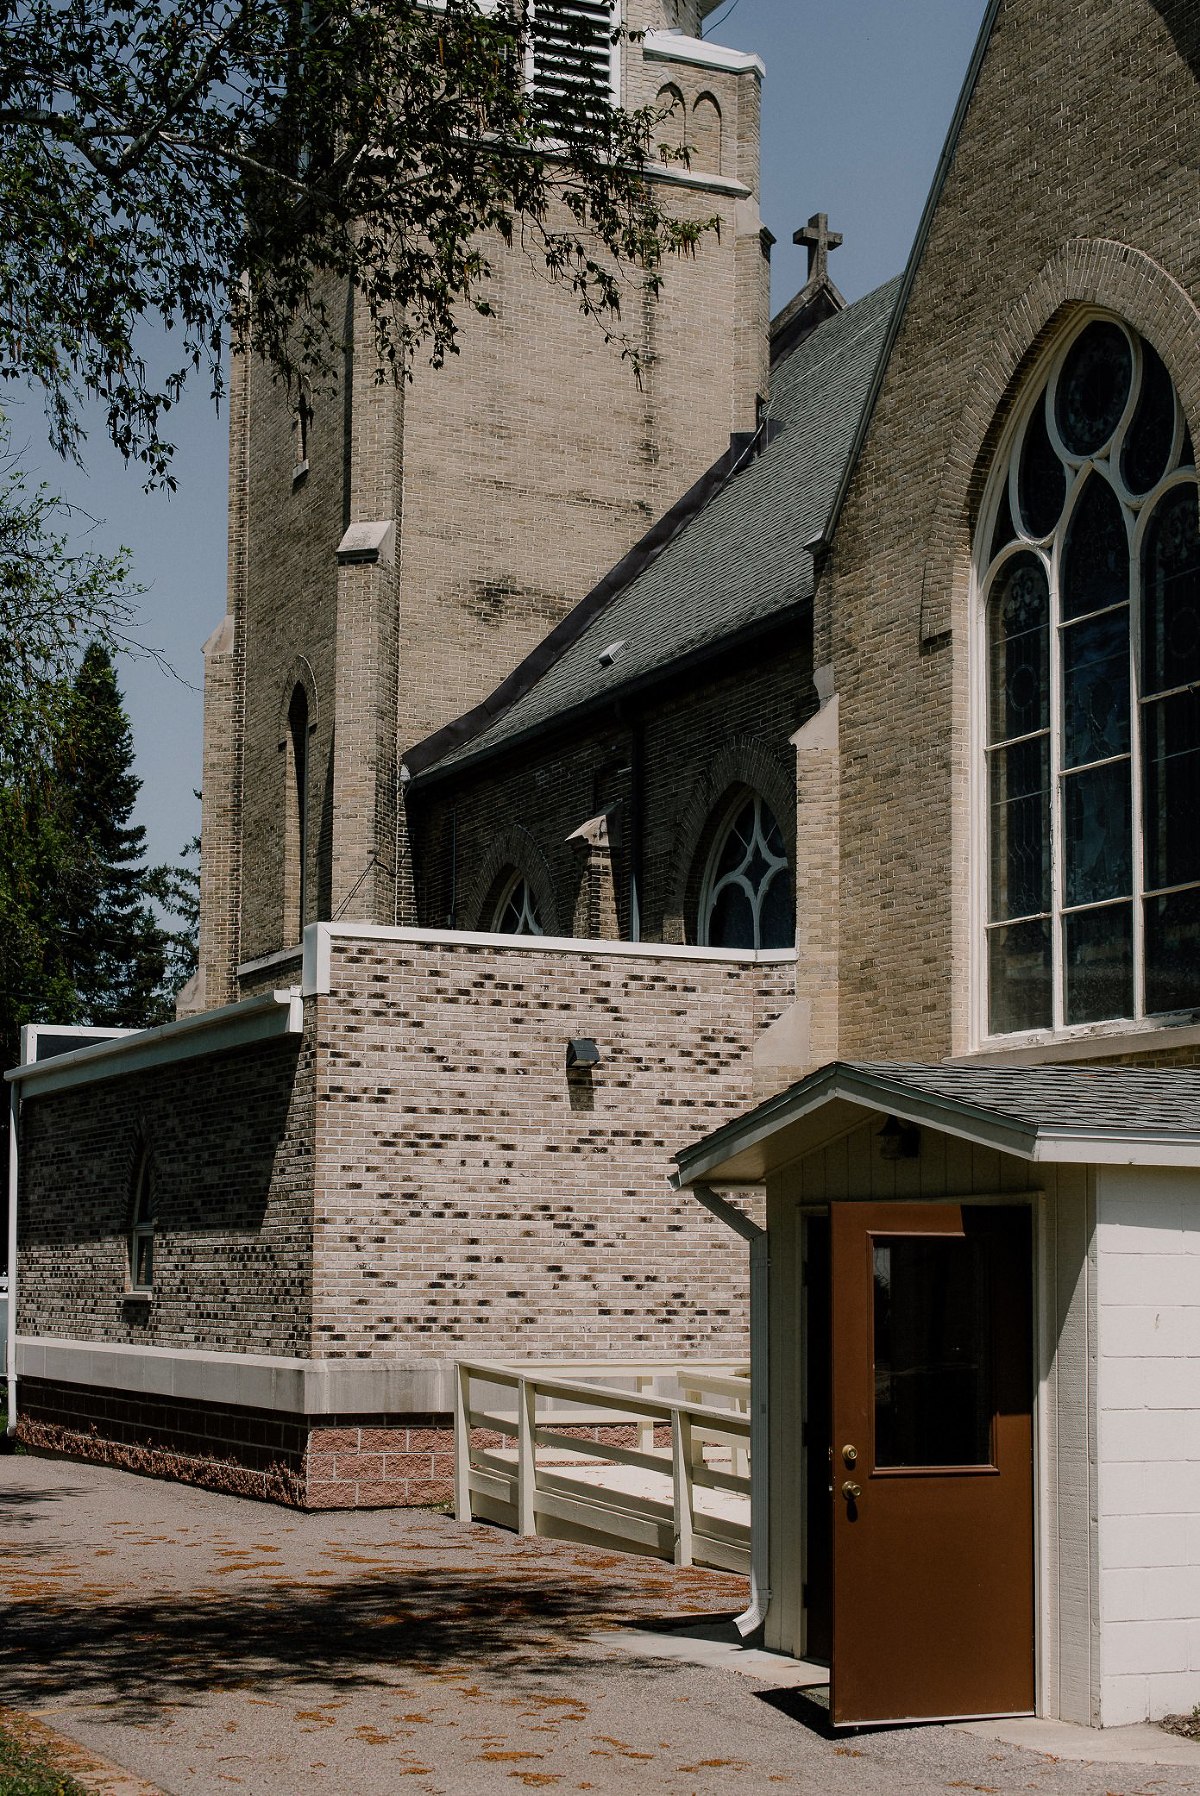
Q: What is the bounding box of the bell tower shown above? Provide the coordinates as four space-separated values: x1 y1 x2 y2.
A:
191 0 770 1009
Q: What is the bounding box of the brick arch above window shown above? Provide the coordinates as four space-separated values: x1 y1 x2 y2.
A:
663 736 795 945
919 239 1200 647
690 91 722 175
655 83 686 155
275 655 319 746
464 825 561 938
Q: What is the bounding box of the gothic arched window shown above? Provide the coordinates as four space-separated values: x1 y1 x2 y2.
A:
492 871 545 936
700 791 794 950
979 314 1200 1037
129 1151 155 1291
286 683 309 937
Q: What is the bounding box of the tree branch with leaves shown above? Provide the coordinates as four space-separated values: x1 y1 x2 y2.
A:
0 0 705 482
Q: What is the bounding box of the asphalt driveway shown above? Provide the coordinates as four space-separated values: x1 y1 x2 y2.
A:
2 1453 1199 1796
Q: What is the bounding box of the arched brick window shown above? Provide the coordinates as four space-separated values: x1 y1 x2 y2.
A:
978 312 1200 1038
655 82 686 156
690 92 722 174
699 788 794 950
128 1149 155 1291
491 869 546 936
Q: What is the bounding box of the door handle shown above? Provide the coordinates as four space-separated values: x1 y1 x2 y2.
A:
841 1481 861 1501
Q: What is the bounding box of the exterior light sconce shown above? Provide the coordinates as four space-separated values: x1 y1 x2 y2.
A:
878 1115 920 1161
566 1039 601 1070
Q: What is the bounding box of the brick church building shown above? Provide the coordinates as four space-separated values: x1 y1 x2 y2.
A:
11 0 1200 1733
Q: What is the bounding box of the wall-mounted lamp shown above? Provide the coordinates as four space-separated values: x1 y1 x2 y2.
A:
566 1038 601 1070
878 1115 920 1161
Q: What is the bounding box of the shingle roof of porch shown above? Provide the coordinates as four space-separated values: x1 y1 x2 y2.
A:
671 1060 1200 1186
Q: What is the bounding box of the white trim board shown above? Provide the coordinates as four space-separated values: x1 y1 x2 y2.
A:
301 920 797 996
643 31 765 78
16 1336 453 1416
5 990 303 1097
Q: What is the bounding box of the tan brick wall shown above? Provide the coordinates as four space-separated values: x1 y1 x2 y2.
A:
17 1036 316 1356
814 0 1200 1063
309 935 791 1360
199 6 769 986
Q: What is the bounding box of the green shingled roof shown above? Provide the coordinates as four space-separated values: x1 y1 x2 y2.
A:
413 274 902 780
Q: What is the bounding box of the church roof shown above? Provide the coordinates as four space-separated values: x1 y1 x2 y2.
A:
672 1059 1200 1186
408 273 902 783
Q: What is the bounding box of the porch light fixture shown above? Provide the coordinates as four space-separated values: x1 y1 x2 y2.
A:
878 1115 920 1160
566 1038 601 1069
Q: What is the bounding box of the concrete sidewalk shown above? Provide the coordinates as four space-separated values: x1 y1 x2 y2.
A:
3 1454 1199 1796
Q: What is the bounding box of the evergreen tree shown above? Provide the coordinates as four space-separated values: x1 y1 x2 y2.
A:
51 644 169 1027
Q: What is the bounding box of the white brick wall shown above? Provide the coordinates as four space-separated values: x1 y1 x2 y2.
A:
1097 1166 1200 1725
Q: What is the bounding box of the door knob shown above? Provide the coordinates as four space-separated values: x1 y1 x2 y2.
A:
841 1444 858 1467
841 1481 861 1501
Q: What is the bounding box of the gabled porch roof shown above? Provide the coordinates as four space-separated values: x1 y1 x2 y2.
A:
671 1061 1200 1186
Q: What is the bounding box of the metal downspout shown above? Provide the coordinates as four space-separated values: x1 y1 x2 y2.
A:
689 1179 770 1641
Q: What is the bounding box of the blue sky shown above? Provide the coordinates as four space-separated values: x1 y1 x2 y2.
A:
11 0 990 870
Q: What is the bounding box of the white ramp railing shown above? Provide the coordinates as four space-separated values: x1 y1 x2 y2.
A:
454 1359 750 1574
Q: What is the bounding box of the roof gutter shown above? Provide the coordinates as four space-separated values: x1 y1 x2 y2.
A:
812 0 1003 558
408 599 811 793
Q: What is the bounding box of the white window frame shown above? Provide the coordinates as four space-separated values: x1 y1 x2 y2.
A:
971 307 1200 1050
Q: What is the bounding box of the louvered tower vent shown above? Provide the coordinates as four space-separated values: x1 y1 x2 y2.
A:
528 0 618 122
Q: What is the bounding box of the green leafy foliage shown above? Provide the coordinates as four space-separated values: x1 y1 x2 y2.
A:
0 1719 90 1796
0 0 707 479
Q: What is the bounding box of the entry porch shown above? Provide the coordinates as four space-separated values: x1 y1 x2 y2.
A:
672 1060 1200 1731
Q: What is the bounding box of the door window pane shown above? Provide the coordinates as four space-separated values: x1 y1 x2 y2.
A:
1064 902 1133 1023
873 1237 991 1469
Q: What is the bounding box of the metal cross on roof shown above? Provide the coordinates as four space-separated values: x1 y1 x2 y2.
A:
794 212 843 285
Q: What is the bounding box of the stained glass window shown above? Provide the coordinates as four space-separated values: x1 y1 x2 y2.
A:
701 792 794 951
492 872 545 936
981 316 1200 1036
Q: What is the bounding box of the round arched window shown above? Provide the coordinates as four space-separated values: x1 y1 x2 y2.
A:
701 792 794 950
491 871 545 936
979 314 1200 1036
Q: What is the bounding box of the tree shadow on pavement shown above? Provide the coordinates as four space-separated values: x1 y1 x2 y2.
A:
0 1484 91 1520
0 1568 691 1718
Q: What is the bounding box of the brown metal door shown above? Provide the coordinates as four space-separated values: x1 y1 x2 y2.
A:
829 1202 1034 1727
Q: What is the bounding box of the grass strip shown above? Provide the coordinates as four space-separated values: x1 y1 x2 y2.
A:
0 1719 92 1796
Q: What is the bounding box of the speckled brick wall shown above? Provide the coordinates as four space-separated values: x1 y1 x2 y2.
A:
812 0 1200 1064
310 935 791 1360
17 1034 315 1355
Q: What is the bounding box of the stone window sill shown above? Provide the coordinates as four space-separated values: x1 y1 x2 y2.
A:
121 1290 154 1306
